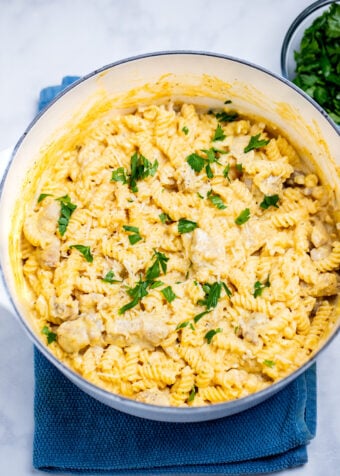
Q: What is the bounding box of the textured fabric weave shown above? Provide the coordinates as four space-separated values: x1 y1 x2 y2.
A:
33 77 317 474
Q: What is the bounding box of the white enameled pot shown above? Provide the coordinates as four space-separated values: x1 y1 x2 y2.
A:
0 52 339 422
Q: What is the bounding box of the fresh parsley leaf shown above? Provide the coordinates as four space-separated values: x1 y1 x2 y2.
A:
178 218 198 234
223 163 231 182
56 195 77 236
129 152 158 192
102 270 122 284
224 99 232 104
149 280 164 289
236 163 243 173
176 321 191 330
207 190 227 209
69 245 93 262
161 286 176 303
41 325 57 345
215 111 239 122
263 359 275 368
159 212 173 224
182 126 189 135
119 277 149 314
111 167 127 184
193 310 211 323
38 193 52 203
123 225 142 245
186 153 206 173
260 194 280 210
235 208 250 225
204 328 222 344
253 277 270 298
212 124 226 141
188 385 198 402
244 134 270 153
145 250 169 281
197 192 204 199
198 282 223 309
222 282 232 297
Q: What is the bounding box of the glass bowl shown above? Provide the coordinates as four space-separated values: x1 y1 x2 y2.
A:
281 0 339 81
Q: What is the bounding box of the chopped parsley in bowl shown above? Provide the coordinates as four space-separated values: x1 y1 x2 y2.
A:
281 1 340 125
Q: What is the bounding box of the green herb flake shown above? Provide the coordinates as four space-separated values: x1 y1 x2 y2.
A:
253 277 270 298
161 286 177 303
145 250 169 281
222 282 232 298
193 310 212 324
159 212 173 224
188 385 198 402
223 164 231 183
56 195 77 236
224 100 232 104
69 244 93 262
102 270 122 284
212 124 226 142
178 218 198 234
205 328 222 344
129 152 158 192
111 167 128 184
41 325 57 345
235 208 250 225
123 225 142 245
215 111 239 123
197 192 204 199
38 193 52 203
182 126 189 135
186 153 206 173
198 282 223 310
207 190 227 210
119 277 149 314
236 163 243 173
149 280 164 289
244 134 270 153
260 194 280 210
176 321 190 330
263 359 276 368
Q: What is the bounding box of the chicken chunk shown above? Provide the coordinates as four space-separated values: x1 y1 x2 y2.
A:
135 388 170 406
57 314 103 353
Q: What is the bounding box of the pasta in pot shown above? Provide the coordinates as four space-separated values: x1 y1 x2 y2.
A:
20 102 339 406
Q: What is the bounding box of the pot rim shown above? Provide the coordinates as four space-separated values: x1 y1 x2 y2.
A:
1 50 339 421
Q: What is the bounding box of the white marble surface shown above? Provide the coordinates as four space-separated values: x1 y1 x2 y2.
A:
0 0 339 474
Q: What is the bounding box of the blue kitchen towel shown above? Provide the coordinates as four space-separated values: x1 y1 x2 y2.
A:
33 77 317 474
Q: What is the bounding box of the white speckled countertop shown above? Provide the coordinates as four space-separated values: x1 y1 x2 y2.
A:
0 1 339 474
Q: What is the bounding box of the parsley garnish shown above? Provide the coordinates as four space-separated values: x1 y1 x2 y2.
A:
102 270 122 284
111 167 127 184
224 99 232 104
199 282 223 309
41 325 57 345
260 194 279 209
119 277 149 314
182 126 189 135
123 225 142 245
193 310 211 324
111 153 158 193
223 164 231 182
236 163 243 173
159 212 173 224
212 124 226 141
244 134 270 153
215 111 239 122
145 250 169 281
69 245 93 262
253 277 270 298
222 282 232 297
178 218 198 234
38 193 52 203
149 280 164 289
56 195 77 236
205 328 222 344
263 359 275 368
176 321 195 330
207 190 227 209
235 208 250 225
186 148 221 179
188 385 198 402
161 286 177 303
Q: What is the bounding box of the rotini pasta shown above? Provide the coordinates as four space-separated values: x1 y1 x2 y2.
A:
15 102 339 407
